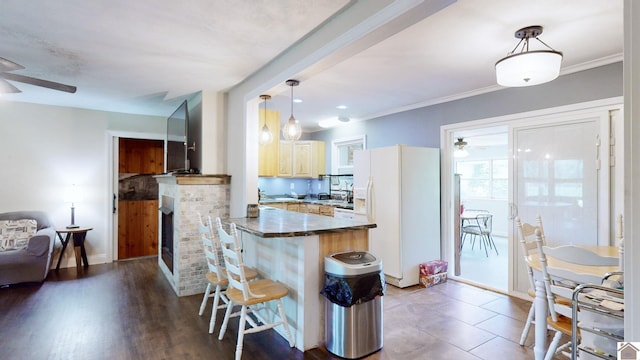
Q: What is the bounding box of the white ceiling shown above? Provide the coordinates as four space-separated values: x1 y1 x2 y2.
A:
0 1 623 132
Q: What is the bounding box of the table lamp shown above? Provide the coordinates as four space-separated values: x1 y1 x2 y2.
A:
64 184 81 229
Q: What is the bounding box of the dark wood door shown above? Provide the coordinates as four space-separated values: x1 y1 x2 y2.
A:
118 138 164 259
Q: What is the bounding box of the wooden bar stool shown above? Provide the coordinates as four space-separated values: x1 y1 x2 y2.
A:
197 214 257 335
215 217 295 360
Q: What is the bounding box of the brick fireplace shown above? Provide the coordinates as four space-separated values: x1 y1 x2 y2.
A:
154 174 231 296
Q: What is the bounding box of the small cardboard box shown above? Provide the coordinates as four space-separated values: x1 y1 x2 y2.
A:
419 272 448 288
419 260 448 276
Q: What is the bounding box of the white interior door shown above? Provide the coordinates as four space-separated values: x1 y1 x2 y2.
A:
511 111 610 294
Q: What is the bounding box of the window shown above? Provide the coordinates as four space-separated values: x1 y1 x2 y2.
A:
331 135 366 174
522 158 584 199
456 159 507 199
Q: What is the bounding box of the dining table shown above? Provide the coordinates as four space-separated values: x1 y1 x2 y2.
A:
526 245 620 360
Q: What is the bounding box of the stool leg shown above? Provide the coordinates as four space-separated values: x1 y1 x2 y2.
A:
209 286 222 334
235 306 248 360
199 283 212 316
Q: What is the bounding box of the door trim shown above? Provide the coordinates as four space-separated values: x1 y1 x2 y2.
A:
440 97 623 297
106 130 165 263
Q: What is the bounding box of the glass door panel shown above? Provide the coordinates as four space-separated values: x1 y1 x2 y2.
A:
512 116 604 294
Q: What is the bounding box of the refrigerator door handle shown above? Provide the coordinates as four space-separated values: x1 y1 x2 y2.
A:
367 177 375 222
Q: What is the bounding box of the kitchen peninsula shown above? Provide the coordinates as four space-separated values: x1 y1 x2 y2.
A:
224 207 376 351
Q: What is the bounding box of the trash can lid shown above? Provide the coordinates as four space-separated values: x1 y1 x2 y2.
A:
325 250 382 276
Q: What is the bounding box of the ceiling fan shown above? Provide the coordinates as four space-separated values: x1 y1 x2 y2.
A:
0 56 76 94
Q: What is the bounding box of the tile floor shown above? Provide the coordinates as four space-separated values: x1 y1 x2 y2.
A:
361 279 568 360
458 235 509 291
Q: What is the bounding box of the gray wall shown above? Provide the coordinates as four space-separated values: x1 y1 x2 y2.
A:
311 62 623 169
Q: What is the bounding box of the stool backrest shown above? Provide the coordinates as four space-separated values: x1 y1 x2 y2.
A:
198 213 225 281
215 218 263 301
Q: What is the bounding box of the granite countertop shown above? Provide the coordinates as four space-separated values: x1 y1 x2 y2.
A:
226 207 375 238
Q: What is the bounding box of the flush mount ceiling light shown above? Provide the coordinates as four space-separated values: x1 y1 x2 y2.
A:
258 94 273 146
454 137 469 158
318 116 351 129
495 25 563 87
282 79 302 141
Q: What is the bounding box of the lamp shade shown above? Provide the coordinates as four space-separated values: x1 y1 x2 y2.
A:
258 94 273 145
64 184 83 204
496 50 562 87
282 115 302 140
454 148 469 158
282 79 302 140
259 123 274 145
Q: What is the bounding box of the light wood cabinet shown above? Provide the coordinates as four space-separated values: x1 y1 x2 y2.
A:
278 140 325 178
261 201 335 216
266 202 285 209
258 109 281 177
286 203 300 212
320 205 335 217
278 141 293 177
306 204 320 214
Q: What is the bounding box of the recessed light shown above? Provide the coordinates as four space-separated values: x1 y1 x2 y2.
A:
293 98 303 103
336 105 347 110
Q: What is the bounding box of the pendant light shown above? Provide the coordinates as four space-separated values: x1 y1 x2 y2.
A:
258 94 273 145
495 25 563 87
454 138 469 158
282 79 302 141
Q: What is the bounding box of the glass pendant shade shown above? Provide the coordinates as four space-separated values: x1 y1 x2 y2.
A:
259 123 273 145
282 114 302 141
496 50 562 87
258 94 273 145
282 79 302 141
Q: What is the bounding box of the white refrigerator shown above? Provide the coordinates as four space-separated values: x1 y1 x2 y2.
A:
353 144 440 288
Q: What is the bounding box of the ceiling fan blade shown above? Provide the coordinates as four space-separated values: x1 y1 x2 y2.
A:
0 78 21 93
1 72 76 93
0 57 24 72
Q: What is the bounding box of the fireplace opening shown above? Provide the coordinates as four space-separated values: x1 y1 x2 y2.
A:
159 195 174 274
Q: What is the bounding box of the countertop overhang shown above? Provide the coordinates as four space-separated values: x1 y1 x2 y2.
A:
226 207 375 238
154 174 231 185
259 198 354 210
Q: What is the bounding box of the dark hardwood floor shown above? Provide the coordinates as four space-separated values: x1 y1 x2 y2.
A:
0 258 331 360
1 257 558 359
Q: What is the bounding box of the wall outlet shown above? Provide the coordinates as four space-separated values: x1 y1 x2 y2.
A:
290 183 294 190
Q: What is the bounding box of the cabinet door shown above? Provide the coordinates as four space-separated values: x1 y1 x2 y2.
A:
293 142 312 177
278 141 293 177
306 204 320 214
292 141 325 178
258 109 280 176
320 205 334 217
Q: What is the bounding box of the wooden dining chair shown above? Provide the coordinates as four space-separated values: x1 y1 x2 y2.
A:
534 229 618 360
515 214 546 345
197 214 257 335
215 217 294 360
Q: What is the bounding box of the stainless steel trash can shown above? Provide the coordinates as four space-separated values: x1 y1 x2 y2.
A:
323 251 384 359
